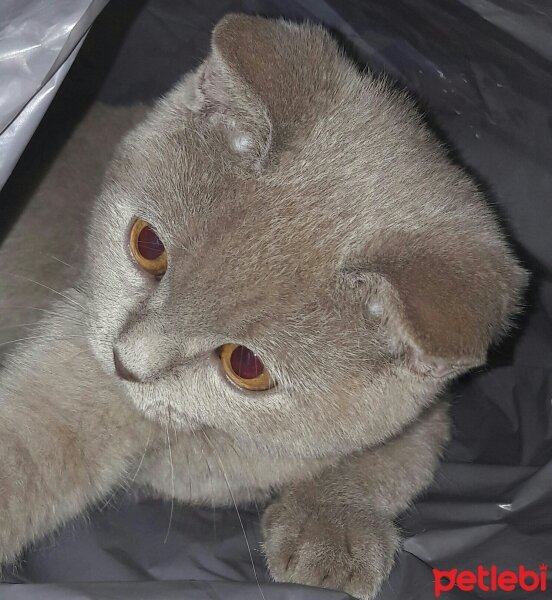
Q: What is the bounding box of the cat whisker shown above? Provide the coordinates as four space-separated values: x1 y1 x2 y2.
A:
98 426 154 513
99 485 121 512
8 274 88 314
253 499 262 523
189 428 216 526
0 334 87 349
47 254 76 269
224 439 260 504
0 305 86 324
163 421 176 545
130 425 153 485
0 322 52 331
58 348 88 366
189 428 220 540
201 429 267 600
98 494 116 512
208 461 217 541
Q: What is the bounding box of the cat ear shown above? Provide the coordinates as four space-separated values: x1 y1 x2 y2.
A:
194 15 276 164
341 232 528 378
194 14 343 164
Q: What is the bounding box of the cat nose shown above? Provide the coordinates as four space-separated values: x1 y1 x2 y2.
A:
113 349 141 382
113 325 177 382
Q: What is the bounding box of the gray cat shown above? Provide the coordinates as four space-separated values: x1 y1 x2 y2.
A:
0 15 527 600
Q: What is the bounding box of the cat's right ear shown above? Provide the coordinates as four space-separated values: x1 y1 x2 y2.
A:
192 15 273 166
339 231 528 379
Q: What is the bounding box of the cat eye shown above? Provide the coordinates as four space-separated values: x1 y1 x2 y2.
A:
219 343 275 391
129 218 167 276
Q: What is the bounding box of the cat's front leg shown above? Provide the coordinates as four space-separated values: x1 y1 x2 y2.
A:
0 317 154 565
263 484 399 599
262 401 450 599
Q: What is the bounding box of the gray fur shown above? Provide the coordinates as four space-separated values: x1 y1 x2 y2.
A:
0 15 527 599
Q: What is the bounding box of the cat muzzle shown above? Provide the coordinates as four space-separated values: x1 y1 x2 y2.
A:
113 349 141 382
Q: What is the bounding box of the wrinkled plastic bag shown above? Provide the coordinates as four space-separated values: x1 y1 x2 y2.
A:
0 0 108 191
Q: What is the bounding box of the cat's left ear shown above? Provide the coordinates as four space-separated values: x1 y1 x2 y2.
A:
192 14 278 165
340 232 528 378
192 14 342 166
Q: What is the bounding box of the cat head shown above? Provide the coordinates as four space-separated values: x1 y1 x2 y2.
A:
85 15 527 457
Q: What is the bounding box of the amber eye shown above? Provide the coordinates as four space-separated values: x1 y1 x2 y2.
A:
129 219 167 276
219 343 275 391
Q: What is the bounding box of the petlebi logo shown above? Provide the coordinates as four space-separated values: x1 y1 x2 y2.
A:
433 564 548 597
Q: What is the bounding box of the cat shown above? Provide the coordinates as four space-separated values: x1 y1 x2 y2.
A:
0 14 528 600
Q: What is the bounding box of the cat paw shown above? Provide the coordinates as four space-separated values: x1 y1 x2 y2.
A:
262 486 399 600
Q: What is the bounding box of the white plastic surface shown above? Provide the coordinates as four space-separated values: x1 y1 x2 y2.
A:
0 0 109 192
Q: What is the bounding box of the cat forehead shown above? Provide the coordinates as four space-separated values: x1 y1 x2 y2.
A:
107 31 458 269
111 115 364 247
